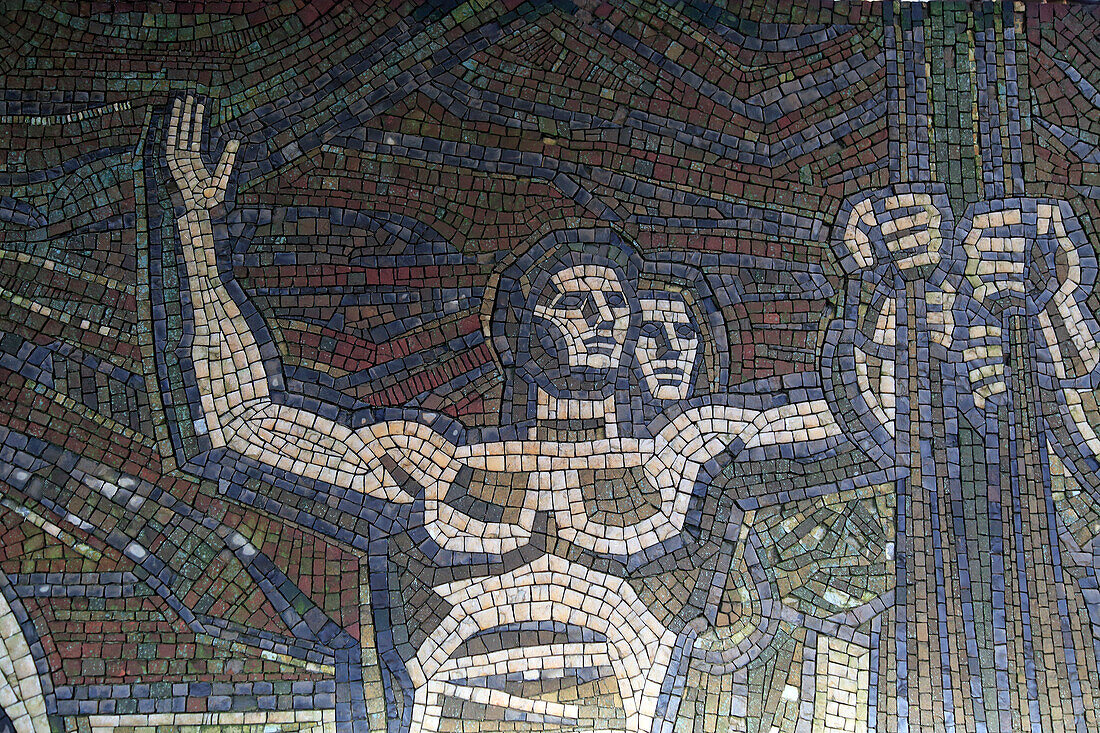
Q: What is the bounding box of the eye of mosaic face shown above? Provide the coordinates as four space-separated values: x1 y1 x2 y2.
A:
551 288 626 311
675 322 697 339
552 292 585 309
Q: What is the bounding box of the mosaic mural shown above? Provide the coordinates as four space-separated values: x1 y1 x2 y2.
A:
4 1 1100 731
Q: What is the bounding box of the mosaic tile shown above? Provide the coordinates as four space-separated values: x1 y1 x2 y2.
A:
3 2 1100 731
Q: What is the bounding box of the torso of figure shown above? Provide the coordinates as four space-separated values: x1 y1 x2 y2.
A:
411 399 756 558
382 408 740 733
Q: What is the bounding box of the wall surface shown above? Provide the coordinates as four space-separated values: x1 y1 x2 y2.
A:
1 1 1100 731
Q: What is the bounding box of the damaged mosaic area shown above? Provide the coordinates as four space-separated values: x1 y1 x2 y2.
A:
2 1 1100 731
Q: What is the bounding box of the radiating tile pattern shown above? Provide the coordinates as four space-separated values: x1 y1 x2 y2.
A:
2 1 1100 731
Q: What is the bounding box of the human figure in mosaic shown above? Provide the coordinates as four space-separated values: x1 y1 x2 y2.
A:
830 187 1100 726
164 95 849 732
823 183 958 467
950 198 1100 717
173 88 1053 732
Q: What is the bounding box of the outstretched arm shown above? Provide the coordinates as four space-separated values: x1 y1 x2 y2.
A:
654 399 842 461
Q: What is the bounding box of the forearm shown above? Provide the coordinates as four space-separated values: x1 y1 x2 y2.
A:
1041 291 1100 378
662 398 842 456
176 208 270 446
213 403 412 502
744 398 844 449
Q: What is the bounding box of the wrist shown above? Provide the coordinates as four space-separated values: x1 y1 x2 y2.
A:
177 207 212 224
176 209 217 273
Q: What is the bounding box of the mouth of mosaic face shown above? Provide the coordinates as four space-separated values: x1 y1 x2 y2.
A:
648 366 690 379
649 362 690 372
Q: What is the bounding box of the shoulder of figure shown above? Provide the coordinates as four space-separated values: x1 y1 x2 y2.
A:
356 408 468 450
649 395 762 440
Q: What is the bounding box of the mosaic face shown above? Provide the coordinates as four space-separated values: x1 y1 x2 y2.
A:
532 264 632 372
637 291 700 401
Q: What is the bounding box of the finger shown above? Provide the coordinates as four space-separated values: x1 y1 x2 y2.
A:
167 98 182 151
214 139 240 190
192 100 205 152
181 96 194 151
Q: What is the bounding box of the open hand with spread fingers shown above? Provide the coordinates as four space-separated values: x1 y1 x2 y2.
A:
166 95 240 210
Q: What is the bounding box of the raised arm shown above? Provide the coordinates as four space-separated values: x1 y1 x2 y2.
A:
959 200 1100 509
166 96 417 503
165 97 539 552
166 96 254 435
824 186 955 448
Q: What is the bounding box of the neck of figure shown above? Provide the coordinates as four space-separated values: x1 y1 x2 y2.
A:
533 385 619 438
